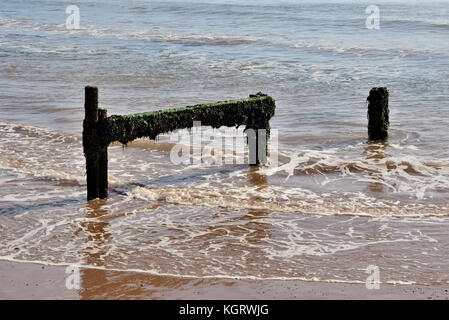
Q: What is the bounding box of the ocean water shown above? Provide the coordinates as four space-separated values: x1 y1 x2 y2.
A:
0 0 449 290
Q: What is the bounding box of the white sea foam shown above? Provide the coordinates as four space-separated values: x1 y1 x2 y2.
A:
0 122 447 216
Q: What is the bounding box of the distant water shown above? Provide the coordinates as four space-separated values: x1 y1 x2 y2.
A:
1 0 449 288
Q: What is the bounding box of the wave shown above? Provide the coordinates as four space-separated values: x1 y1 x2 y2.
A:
385 17 449 31
0 257 429 285
0 122 118 185
261 146 449 200
288 41 433 59
0 199 445 284
0 17 257 47
125 184 449 217
1 122 448 216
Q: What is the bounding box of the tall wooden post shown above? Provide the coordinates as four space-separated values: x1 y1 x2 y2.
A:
83 86 100 200
367 87 389 140
98 109 108 199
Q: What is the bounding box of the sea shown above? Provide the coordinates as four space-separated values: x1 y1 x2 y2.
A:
0 0 448 292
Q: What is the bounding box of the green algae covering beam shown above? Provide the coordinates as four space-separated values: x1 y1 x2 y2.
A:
82 86 276 200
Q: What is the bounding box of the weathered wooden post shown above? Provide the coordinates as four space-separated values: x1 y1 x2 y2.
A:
367 87 389 140
247 92 269 166
98 108 108 199
83 86 103 200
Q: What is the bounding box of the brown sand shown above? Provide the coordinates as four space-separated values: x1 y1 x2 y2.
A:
0 261 448 300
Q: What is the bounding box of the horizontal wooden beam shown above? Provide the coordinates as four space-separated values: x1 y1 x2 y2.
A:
96 93 276 146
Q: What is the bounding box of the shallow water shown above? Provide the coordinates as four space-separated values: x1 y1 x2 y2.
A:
0 0 449 288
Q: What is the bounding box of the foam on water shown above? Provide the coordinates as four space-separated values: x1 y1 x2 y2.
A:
0 123 448 284
0 196 448 284
0 122 448 216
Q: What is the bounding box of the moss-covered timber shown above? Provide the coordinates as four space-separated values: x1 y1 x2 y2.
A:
367 87 389 141
96 93 276 146
83 87 276 200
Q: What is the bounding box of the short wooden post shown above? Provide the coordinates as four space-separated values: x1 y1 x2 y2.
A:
367 87 389 140
83 86 100 200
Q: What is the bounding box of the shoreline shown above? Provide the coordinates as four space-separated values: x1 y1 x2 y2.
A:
1 260 448 300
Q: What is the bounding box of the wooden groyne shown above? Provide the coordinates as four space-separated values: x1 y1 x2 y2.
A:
82 86 276 200
82 86 389 201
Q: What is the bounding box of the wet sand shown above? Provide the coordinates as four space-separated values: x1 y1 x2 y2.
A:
1 261 448 300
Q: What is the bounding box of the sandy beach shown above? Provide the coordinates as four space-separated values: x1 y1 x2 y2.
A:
1 261 448 300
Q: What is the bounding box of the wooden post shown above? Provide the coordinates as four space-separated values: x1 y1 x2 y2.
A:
367 87 389 140
98 109 108 199
247 128 258 165
257 128 267 165
83 86 100 200
247 128 267 166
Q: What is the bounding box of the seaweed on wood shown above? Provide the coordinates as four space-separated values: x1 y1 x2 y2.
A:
96 93 275 146
82 87 276 200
